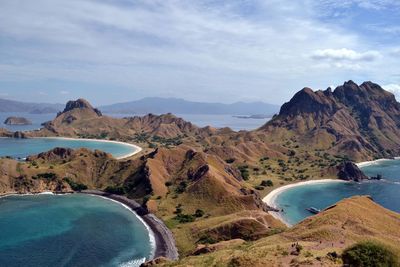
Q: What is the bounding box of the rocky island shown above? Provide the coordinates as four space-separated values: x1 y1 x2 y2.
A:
4 116 32 125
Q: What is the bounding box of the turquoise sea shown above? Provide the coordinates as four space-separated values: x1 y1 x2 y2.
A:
0 194 154 267
0 137 137 159
274 159 400 225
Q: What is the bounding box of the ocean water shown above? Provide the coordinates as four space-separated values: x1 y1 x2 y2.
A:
274 159 400 225
0 112 270 132
0 194 153 267
0 112 55 132
0 138 137 159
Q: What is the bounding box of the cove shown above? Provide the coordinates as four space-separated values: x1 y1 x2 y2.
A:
0 194 154 267
269 159 400 225
0 137 140 159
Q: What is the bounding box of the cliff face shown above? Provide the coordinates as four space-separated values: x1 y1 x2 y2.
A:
262 81 400 160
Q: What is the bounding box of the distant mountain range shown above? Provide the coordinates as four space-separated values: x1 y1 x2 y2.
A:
0 98 63 114
99 97 279 115
0 97 279 115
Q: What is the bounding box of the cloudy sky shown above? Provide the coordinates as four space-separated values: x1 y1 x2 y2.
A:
0 0 400 105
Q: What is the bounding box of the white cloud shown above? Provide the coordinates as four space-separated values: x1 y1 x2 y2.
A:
0 0 396 104
311 48 381 62
383 84 400 99
60 90 69 95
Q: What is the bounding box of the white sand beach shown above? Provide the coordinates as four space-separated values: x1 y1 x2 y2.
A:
263 179 348 226
355 157 400 168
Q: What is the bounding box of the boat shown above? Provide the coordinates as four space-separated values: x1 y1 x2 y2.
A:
306 207 321 214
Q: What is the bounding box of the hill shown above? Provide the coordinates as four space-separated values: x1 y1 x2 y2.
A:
261 81 400 161
33 99 227 140
0 98 63 114
99 97 279 115
159 196 400 266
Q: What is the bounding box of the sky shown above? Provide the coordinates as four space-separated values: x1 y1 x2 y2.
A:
0 0 400 106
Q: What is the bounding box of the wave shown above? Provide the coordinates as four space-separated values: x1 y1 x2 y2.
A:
119 257 146 267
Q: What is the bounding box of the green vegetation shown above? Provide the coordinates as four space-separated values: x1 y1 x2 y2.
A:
33 172 57 181
104 185 126 195
63 177 88 191
260 179 273 187
238 165 250 180
342 241 399 267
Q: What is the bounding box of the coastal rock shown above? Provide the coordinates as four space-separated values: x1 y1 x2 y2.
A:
12 131 27 139
337 161 368 182
4 116 32 125
140 257 170 266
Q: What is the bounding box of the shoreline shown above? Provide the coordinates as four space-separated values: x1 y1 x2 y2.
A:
81 190 179 261
31 136 143 160
263 179 348 226
0 190 179 261
355 157 400 168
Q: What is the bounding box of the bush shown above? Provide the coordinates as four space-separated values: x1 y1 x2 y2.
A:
63 178 88 191
36 172 57 181
261 179 274 187
194 209 205 217
104 185 126 195
342 241 399 267
175 213 195 223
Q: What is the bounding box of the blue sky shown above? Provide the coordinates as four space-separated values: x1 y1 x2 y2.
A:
0 0 400 105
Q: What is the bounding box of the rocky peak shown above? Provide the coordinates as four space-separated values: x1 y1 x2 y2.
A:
278 87 337 116
58 98 102 117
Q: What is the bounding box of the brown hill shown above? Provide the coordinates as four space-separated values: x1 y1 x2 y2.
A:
160 196 400 266
33 99 225 140
261 81 400 161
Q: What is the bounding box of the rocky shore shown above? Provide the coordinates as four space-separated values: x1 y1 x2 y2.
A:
81 190 179 260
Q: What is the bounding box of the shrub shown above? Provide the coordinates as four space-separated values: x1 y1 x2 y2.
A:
225 158 235 164
342 241 399 267
37 172 57 181
175 213 195 223
104 185 126 195
175 181 187 194
194 209 205 217
63 177 88 191
261 179 274 187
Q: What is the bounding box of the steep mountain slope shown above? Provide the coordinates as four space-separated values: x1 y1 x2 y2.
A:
261 81 400 161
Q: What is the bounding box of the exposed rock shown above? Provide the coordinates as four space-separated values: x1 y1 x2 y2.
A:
140 257 170 266
4 116 32 125
337 161 368 182
26 147 75 162
262 81 400 161
12 131 27 139
61 98 102 116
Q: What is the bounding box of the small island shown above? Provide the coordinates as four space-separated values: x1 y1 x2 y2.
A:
4 116 32 125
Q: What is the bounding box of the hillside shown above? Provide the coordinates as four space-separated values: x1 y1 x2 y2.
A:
0 98 63 114
261 81 400 161
32 99 227 140
159 196 400 266
99 97 279 115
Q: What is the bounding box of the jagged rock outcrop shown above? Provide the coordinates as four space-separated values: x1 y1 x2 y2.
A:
337 161 368 182
261 81 400 161
4 116 32 125
59 98 102 117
